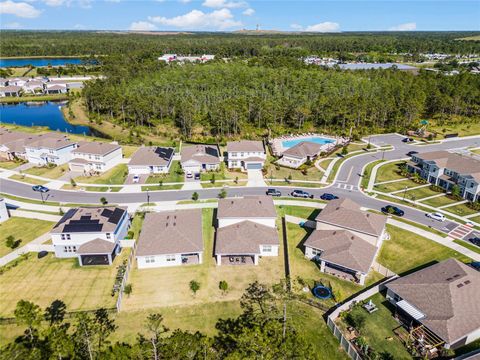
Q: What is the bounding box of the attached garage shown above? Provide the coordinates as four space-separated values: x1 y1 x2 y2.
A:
69 158 89 172
77 238 118 266
246 163 263 170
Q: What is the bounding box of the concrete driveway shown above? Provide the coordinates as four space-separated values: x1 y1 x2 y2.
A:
124 174 148 185
247 169 266 187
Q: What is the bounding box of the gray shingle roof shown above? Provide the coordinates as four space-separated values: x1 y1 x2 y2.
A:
416 151 480 179
217 196 277 219
77 238 116 255
74 141 121 156
180 144 220 165
129 146 174 166
227 140 264 152
282 141 323 158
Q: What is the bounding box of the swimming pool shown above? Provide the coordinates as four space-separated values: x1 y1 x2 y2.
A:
282 136 334 149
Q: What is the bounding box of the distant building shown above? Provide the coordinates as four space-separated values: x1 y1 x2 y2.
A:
0 86 22 97
128 146 174 175
69 141 123 174
158 54 215 63
226 140 266 171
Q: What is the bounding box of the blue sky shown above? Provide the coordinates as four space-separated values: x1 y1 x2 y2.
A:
1 0 479 31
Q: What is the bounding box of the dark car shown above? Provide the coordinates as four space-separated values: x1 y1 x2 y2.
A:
266 188 281 197
469 237 480 247
406 151 418 156
381 205 405 216
194 173 200 180
291 190 312 198
320 193 339 201
402 137 414 143
32 185 50 193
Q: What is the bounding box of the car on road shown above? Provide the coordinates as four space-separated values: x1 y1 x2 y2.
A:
469 237 480 246
32 185 49 193
381 205 404 216
186 172 193 179
402 137 414 143
291 190 312 199
426 212 446 222
266 188 281 197
406 151 418 156
132 175 140 183
320 193 338 201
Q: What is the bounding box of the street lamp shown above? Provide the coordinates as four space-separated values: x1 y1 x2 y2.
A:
146 188 150 206
40 191 45 203
382 150 385 161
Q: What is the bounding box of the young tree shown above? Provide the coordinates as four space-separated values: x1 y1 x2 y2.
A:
219 280 228 295
240 281 273 316
341 146 348 155
189 280 200 296
6 235 20 249
191 192 199 201
210 173 216 184
451 184 461 199
70 178 77 188
144 313 169 360
123 283 133 297
218 189 227 199
100 197 108 205
14 300 42 343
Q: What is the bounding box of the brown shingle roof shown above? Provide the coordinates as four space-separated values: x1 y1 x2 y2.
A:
0 85 22 93
227 140 264 152
282 141 322 159
180 144 220 165
217 196 276 219
25 133 75 150
303 229 378 273
77 238 116 255
315 198 387 237
129 146 174 166
136 209 203 256
215 220 279 255
417 151 480 175
387 259 480 344
74 141 121 156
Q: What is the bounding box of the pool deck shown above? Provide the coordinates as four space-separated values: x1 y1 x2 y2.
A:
270 133 346 157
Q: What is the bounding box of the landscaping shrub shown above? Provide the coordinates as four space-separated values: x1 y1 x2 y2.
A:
345 311 366 331
467 201 480 211
429 185 444 193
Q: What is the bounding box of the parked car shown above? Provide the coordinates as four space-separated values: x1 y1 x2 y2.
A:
132 175 140 183
381 205 404 216
266 188 281 197
320 193 339 201
186 172 193 179
469 237 480 246
402 137 414 143
194 173 200 180
426 212 446 222
406 151 418 156
32 185 49 193
291 190 312 198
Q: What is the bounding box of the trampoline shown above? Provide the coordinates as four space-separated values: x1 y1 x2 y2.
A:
312 285 332 299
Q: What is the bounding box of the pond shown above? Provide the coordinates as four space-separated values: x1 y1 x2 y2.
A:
0 58 84 68
0 101 92 135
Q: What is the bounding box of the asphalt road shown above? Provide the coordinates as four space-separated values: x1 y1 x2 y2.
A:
1 134 479 234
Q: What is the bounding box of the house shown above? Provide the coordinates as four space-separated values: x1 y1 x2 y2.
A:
0 198 10 223
69 141 123 174
0 85 22 97
23 80 45 94
50 206 130 266
303 198 387 285
226 140 266 170
128 146 174 175
24 133 77 166
158 54 215 63
0 78 8 87
215 196 279 266
0 129 32 160
136 209 203 269
279 141 323 168
407 151 480 201
8 77 29 87
180 144 220 174
386 259 480 349
45 83 67 94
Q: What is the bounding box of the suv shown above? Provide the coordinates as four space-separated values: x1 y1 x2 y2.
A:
426 212 446 222
381 205 404 216
469 237 480 246
266 188 281 197
32 185 49 193
132 175 140 183
406 151 418 156
402 137 414 143
291 190 312 198
320 193 338 201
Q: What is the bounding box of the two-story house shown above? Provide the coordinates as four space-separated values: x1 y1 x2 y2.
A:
50 206 130 266
214 196 279 266
226 140 266 171
69 141 123 174
303 198 388 285
24 133 77 166
407 151 480 202
0 129 32 160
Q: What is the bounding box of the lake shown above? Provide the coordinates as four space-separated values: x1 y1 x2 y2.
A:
0 102 92 135
0 58 83 68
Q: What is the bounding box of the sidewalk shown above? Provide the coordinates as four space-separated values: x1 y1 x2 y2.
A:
0 232 51 267
10 209 62 222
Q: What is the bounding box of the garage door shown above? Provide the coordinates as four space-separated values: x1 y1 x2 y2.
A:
70 164 86 172
247 163 262 170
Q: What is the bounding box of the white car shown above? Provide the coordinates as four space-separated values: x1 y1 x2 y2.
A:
186 172 193 179
132 175 140 183
426 212 446 222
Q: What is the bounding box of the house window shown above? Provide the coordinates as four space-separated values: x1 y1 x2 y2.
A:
66 234 71 240
311 248 321 256
95 156 100 160
96 164 102 170
49 149 54 154
61 234 66 240
145 256 155 263
64 246 77 253
166 255 176 262
263 245 272 252
106 233 111 240
231 152 237 157
240 152 244 157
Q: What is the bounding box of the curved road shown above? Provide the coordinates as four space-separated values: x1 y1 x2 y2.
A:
1 134 479 234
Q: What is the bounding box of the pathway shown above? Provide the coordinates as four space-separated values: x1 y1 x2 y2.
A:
9 209 61 222
0 232 51 267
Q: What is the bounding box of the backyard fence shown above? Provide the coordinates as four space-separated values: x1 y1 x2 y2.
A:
371 262 397 278
327 316 363 360
0 308 117 325
115 242 137 312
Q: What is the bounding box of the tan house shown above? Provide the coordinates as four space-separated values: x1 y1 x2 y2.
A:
180 144 220 174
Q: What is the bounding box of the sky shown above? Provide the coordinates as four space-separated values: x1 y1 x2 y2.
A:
0 0 479 32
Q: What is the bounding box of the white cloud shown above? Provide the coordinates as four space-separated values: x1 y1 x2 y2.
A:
290 23 303 30
242 8 254 16
202 0 246 9
178 0 191 3
129 21 157 31
305 21 340 32
0 1 42 18
43 0 66 6
149 8 242 30
4 21 22 28
389 22 416 31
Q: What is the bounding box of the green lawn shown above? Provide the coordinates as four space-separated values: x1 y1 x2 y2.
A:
420 194 458 208
377 224 471 275
121 145 139 158
373 178 420 193
267 180 323 188
316 158 333 171
0 217 54 257
141 184 183 191
469 215 480 224
338 293 411 360
375 161 407 183
23 164 69 179
0 160 23 170
0 250 129 316
453 239 480 254
361 159 384 189
442 203 479 217
9 174 48 185
402 185 440 201
265 162 324 182
201 181 245 188
200 164 248 182
276 205 321 220
74 164 128 185
145 161 186 184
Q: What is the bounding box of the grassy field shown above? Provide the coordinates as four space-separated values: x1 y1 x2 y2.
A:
0 160 23 170
0 217 54 257
469 215 480 224
276 205 321 220
374 161 407 183
453 239 480 254
201 181 246 188
121 145 139 158
442 202 479 217
9 174 47 185
23 164 69 179
141 184 183 191
420 194 458 208
373 178 420 193
122 208 285 311
265 162 324 182
0 250 130 317
74 164 127 185
427 118 480 137
377 224 471 275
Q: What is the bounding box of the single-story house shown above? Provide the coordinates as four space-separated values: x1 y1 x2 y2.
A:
226 140 266 171
45 83 67 94
180 144 221 173
23 80 45 94
128 146 174 175
386 259 480 349
0 85 22 97
136 209 203 269
217 195 277 228
69 141 123 174
279 141 323 168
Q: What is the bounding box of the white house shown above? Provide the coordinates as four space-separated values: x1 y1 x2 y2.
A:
180 144 220 174
215 196 279 266
128 146 174 175
50 206 130 266
0 128 33 160
158 54 215 63
8 77 29 87
279 141 323 168
136 209 203 269
226 140 266 170
0 198 10 223
45 83 67 94
24 133 77 166
0 86 22 97
69 141 123 174
23 80 45 94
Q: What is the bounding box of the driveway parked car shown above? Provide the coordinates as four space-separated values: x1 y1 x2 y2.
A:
402 137 414 143
32 185 49 193
406 151 418 156
186 172 193 179
194 173 200 180
291 190 312 198
320 193 338 201
132 175 140 183
469 237 480 246
426 212 446 222
381 205 404 216
266 188 281 196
